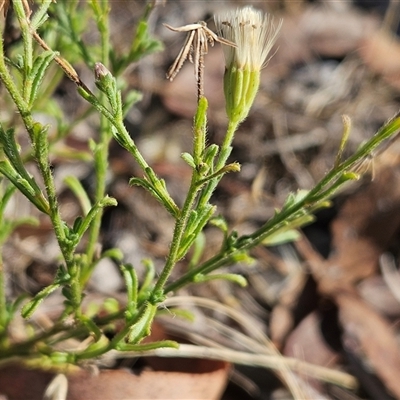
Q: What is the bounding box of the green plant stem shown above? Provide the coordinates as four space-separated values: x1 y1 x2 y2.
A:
0 305 125 360
193 97 207 164
0 11 83 316
198 118 239 208
150 99 209 299
0 44 29 121
75 301 156 360
0 321 67 358
84 0 111 274
116 126 179 217
163 185 329 294
78 88 179 217
152 109 247 297
217 119 239 170
0 193 10 340
0 35 71 262
12 1 33 99
56 0 95 67
165 114 400 293
151 176 201 300
36 128 74 262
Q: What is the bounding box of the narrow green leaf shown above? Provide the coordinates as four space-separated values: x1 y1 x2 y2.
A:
127 302 157 344
129 20 164 63
334 115 352 167
21 283 61 319
117 340 178 352
203 144 219 169
78 334 109 359
209 215 228 233
0 182 16 215
137 259 155 302
262 229 301 246
28 50 57 107
121 264 138 319
81 316 103 341
101 248 124 261
181 152 196 169
74 196 117 240
194 273 247 287
122 90 143 117
188 232 206 269
0 160 49 214
30 0 53 30
72 216 83 233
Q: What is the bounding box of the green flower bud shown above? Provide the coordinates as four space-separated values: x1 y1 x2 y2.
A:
215 7 281 124
94 62 114 93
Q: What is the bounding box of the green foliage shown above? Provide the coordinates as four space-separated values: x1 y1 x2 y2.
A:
0 0 398 370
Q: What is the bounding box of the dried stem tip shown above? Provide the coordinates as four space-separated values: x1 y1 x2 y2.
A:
164 21 236 99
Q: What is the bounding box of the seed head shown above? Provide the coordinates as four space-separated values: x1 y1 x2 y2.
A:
214 7 281 123
215 6 281 71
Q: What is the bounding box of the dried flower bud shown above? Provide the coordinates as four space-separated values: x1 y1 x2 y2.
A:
94 62 111 81
215 7 281 124
94 63 114 93
94 63 120 114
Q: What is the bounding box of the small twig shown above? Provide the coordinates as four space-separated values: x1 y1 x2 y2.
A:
7 0 92 94
31 31 94 95
160 296 307 398
110 344 357 389
164 21 236 100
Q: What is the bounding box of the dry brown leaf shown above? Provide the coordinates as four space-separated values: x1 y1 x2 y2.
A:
284 311 340 368
336 290 400 399
68 364 230 400
359 30 400 90
0 321 230 400
283 311 341 395
358 275 400 317
270 304 295 349
315 165 400 294
0 360 230 400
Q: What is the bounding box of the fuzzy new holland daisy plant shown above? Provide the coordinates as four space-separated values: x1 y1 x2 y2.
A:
0 3 398 391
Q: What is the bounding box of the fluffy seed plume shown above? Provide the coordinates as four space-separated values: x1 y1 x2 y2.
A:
214 7 281 123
